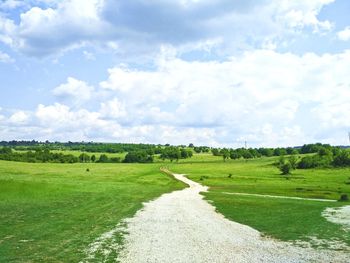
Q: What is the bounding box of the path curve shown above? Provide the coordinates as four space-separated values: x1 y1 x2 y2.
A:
118 173 349 263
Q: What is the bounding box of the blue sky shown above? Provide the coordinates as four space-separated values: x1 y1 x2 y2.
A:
0 0 350 147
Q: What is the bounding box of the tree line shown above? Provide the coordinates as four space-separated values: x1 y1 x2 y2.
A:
0 146 194 164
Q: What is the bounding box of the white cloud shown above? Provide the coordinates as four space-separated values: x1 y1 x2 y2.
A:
97 49 350 146
1 48 350 146
337 27 350 41
52 77 94 105
8 111 30 124
0 51 14 63
0 0 336 57
0 15 16 46
99 98 127 120
5 0 106 56
0 0 26 10
274 0 334 33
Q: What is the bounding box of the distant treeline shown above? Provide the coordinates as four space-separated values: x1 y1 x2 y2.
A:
0 141 349 167
210 143 349 160
298 146 350 168
0 146 193 164
0 140 161 153
0 148 80 163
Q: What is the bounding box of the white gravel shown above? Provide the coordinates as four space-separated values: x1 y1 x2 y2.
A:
118 173 350 263
221 192 337 202
322 205 350 231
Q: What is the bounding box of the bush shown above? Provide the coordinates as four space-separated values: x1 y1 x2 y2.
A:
123 151 153 163
339 194 349 202
280 162 292 175
333 151 350 167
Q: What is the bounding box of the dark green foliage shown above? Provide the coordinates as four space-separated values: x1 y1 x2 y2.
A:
288 155 298 169
97 154 109 163
160 147 192 162
123 151 153 163
0 148 79 163
229 150 241 159
79 153 91 162
220 149 230 162
180 148 193 159
300 143 331 154
110 157 121 163
298 148 350 169
0 140 162 155
211 148 221 156
339 194 349 201
274 148 287 156
333 150 350 167
280 162 292 175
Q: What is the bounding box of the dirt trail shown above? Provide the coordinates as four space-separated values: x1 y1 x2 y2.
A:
118 173 349 263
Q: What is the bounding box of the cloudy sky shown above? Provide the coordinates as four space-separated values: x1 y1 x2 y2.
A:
0 0 350 147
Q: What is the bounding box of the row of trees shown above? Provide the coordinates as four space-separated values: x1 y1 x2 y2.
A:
277 147 350 175
211 143 338 161
0 148 79 163
0 146 194 164
298 147 350 169
0 148 122 164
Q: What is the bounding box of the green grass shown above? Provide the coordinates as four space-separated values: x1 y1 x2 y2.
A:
1 153 349 262
168 156 350 247
0 161 185 262
205 193 350 247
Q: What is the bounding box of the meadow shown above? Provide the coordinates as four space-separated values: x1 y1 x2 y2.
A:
169 154 350 247
0 160 185 262
0 151 349 262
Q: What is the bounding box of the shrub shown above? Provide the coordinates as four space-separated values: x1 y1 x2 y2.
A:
280 162 292 175
339 194 349 202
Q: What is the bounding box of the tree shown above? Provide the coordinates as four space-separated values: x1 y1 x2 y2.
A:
288 155 298 169
98 154 109 163
280 162 292 175
124 150 153 163
79 153 91 163
91 155 96 162
221 149 230 162
230 150 241 160
211 148 221 156
180 148 189 159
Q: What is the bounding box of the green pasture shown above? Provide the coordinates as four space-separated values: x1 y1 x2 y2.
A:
1 152 350 262
0 161 184 262
169 155 350 247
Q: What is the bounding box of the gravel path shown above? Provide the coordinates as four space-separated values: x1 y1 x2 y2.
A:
221 192 337 202
118 173 349 263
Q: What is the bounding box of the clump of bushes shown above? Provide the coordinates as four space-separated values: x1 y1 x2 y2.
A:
298 147 350 169
339 194 349 202
200 176 209 181
278 156 297 175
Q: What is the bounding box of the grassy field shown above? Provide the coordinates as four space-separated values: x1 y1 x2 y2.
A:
169 154 350 247
1 153 349 262
0 160 185 262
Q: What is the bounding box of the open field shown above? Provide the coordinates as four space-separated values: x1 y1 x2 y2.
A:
1 152 349 261
0 160 185 262
169 154 350 247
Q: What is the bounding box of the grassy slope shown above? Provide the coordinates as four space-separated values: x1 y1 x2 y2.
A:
169 154 350 247
0 161 184 262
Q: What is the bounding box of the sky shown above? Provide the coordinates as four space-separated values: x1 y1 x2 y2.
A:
0 0 350 147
